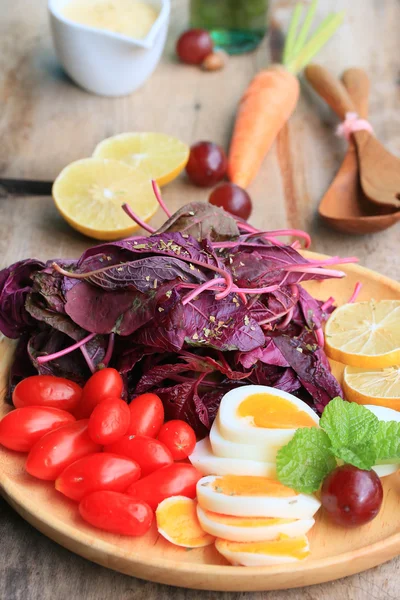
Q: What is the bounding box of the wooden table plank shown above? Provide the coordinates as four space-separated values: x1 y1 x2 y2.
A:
0 0 400 598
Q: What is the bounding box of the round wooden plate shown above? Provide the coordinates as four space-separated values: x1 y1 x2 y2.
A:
1 253 400 592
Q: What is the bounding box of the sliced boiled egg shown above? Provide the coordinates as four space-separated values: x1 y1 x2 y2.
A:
196 475 321 519
215 536 310 566
210 415 279 462
365 404 400 477
156 496 215 548
189 438 276 478
197 505 315 542
218 385 319 446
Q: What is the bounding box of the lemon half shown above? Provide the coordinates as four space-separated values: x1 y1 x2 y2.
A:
93 132 189 187
325 300 400 368
52 158 158 241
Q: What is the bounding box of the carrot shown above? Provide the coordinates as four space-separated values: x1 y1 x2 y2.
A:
228 0 344 189
228 66 299 189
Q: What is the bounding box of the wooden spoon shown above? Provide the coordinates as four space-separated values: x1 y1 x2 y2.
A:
316 68 400 233
305 64 400 214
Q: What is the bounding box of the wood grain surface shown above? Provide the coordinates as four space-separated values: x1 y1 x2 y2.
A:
0 0 399 598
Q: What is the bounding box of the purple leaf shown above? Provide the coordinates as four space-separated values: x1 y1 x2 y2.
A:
80 255 207 292
156 202 240 242
0 259 45 338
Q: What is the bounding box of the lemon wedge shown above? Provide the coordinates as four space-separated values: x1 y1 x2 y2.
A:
344 365 400 410
92 132 189 187
52 158 158 241
325 300 400 368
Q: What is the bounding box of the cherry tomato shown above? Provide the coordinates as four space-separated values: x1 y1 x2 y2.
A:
209 183 253 220
88 397 130 445
127 393 164 438
127 463 202 510
13 375 82 412
106 435 173 477
0 406 75 452
26 419 101 480
55 453 141 501
79 491 153 536
186 141 227 187
157 420 196 460
321 465 383 527
76 368 123 419
176 29 213 65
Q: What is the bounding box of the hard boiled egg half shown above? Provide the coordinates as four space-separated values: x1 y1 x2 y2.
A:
218 385 319 447
196 475 321 519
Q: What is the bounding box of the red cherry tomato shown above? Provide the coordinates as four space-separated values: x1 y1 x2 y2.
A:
13 375 82 412
127 393 164 438
157 420 196 460
176 29 213 65
106 435 173 477
55 453 141 501
79 491 153 536
88 397 130 445
0 406 75 452
127 463 202 510
186 141 227 187
26 419 101 480
76 368 123 419
321 465 383 527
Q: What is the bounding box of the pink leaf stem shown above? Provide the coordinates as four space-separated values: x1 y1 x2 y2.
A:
151 180 171 217
347 282 362 304
182 278 226 305
122 203 155 233
37 333 96 364
321 297 335 311
315 327 325 347
102 333 115 367
80 345 95 374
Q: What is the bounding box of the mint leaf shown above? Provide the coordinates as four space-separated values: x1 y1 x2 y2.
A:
333 443 377 470
373 421 400 462
276 428 336 494
320 397 379 448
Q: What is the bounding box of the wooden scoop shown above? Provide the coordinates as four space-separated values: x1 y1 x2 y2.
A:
306 64 400 214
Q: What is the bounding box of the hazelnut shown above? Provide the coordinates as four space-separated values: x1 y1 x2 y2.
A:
201 51 228 71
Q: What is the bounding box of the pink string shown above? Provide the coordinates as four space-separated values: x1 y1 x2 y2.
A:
336 112 374 142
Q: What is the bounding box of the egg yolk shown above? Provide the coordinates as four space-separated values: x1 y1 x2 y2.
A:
211 475 298 497
238 394 317 429
203 510 295 527
218 537 309 559
157 499 213 546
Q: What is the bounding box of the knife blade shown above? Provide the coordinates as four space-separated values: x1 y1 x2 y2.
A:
0 178 53 196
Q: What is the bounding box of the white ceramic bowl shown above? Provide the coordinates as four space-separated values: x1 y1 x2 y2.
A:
48 0 170 97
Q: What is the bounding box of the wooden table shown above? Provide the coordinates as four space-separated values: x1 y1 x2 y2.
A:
1 0 399 598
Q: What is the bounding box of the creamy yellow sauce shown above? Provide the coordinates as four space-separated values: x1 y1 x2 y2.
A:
61 0 159 39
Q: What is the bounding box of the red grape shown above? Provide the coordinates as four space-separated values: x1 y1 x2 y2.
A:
321 465 383 527
209 183 252 219
176 29 213 65
186 141 227 187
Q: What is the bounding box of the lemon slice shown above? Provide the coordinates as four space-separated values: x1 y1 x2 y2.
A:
52 158 158 241
93 132 189 187
325 300 400 368
344 365 400 410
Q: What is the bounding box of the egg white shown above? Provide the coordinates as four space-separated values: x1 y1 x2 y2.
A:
215 537 310 566
197 505 315 542
218 385 319 446
196 475 321 519
210 415 279 462
190 438 276 477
